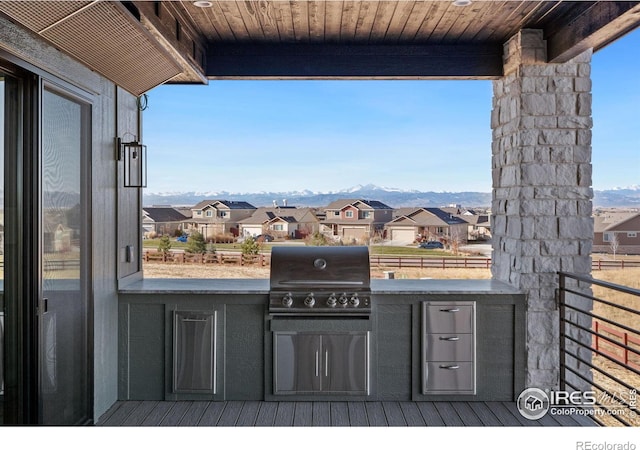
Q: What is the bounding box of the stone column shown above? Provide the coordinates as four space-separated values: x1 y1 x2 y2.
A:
491 29 594 390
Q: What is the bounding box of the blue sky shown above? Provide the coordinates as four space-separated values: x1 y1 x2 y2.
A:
144 28 639 194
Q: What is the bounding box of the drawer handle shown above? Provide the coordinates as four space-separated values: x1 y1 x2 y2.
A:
180 318 209 322
439 364 460 370
440 308 460 313
439 336 460 341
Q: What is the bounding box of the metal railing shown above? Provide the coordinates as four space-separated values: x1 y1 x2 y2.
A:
558 272 640 426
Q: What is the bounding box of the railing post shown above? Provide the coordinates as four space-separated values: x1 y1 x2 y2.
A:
624 332 629 365
594 321 599 352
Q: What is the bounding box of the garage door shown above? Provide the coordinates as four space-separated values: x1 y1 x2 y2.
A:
242 226 263 236
342 227 367 240
390 228 415 243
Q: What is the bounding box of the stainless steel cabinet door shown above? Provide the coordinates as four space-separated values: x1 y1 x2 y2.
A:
173 311 216 393
322 333 369 394
274 333 321 393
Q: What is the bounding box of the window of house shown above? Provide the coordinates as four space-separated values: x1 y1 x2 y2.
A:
361 211 371 219
196 211 202 216
603 232 612 242
272 224 284 231
345 211 354 218
206 210 212 217
628 232 637 238
219 211 228 218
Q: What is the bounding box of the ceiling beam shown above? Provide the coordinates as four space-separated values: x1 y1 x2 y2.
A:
547 1 640 63
206 43 503 80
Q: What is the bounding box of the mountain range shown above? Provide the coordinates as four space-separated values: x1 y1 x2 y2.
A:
142 184 640 209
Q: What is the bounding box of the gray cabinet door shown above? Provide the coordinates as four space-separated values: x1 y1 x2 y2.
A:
274 333 321 393
322 333 369 394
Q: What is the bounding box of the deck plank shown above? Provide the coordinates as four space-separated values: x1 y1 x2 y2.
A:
237 401 261 426
197 402 226 426
347 402 369 426
96 401 597 427
365 402 388 426
293 401 313 426
312 402 331 426
178 401 209 426
274 402 295 426
451 402 483 426
497 402 539 426
433 402 464 426
140 401 175 426
123 401 160 426
255 402 278 426
330 402 350 427
399 402 427 426
382 401 407 426
467 402 502 426
159 401 191 426
416 402 445 426
217 401 244 426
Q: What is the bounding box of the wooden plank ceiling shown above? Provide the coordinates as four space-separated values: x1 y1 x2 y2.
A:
158 0 640 79
1 1 639 87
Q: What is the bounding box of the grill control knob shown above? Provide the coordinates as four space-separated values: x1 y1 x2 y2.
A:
304 293 315 307
338 293 349 307
349 294 360 307
327 293 337 307
282 293 294 308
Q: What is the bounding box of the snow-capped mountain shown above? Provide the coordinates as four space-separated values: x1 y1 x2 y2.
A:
143 184 640 209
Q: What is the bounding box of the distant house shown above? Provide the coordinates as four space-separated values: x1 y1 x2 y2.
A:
142 207 189 237
441 206 491 241
187 200 257 239
238 207 320 239
320 199 394 242
593 211 640 255
386 207 469 245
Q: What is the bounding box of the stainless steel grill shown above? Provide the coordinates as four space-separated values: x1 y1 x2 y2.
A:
268 246 371 316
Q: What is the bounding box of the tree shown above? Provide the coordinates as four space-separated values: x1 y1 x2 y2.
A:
186 230 207 254
241 235 261 256
609 232 620 260
157 235 172 254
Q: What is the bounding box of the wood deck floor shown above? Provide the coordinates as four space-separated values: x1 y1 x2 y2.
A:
96 400 597 427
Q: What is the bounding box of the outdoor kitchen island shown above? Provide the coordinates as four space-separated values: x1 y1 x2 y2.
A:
118 277 525 403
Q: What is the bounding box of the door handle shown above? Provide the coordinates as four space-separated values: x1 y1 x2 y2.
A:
315 350 319 377
325 350 329 377
43 298 48 313
439 364 460 370
440 308 460 313
439 336 460 341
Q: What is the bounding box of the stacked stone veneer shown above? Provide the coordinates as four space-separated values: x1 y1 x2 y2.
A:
491 30 594 390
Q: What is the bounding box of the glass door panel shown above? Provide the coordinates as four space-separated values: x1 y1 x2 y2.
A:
1 74 5 425
40 86 90 425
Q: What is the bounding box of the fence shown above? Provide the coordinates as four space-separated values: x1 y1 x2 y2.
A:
142 250 640 271
558 271 640 426
592 320 640 370
143 251 269 266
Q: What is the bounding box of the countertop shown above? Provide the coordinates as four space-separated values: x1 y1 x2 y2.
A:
118 277 521 295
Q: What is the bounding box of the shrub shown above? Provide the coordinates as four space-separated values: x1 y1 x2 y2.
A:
241 236 261 256
186 231 207 254
157 235 172 254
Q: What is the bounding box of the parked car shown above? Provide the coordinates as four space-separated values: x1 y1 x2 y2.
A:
176 235 187 243
255 234 274 242
418 241 444 249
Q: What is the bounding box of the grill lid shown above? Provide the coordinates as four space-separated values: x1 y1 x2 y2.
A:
269 246 370 291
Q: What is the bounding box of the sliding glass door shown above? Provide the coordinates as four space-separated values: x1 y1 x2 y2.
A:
39 85 91 425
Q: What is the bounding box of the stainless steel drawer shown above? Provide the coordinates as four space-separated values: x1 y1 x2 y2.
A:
424 361 475 393
423 304 474 333
424 334 473 361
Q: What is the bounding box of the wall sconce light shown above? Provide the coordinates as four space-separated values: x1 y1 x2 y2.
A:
117 137 147 188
